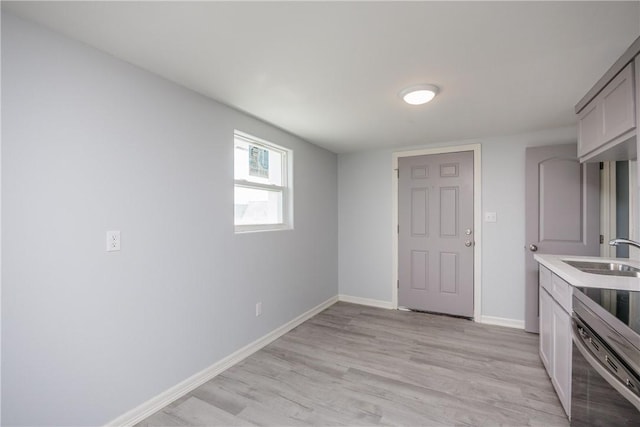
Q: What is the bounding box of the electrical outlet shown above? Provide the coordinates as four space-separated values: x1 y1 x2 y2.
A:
484 212 497 223
255 302 262 317
106 230 121 252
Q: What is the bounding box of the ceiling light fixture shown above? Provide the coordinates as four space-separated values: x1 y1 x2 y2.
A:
400 84 439 105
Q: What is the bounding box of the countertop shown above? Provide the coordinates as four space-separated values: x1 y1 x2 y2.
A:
534 254 640 292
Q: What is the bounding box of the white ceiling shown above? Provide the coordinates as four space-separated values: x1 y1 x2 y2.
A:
4 1 640 153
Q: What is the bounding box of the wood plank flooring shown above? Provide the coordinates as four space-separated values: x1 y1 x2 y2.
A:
136 302 569 426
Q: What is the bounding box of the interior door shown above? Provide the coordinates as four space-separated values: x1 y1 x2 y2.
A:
524 144 599 333
398 151 474 317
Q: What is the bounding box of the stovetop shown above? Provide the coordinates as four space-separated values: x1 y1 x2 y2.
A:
575 286 640 337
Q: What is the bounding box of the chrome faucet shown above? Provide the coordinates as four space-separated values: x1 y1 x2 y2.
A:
609 238 640 249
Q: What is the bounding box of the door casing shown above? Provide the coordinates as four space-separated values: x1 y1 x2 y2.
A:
600 161 617 258
600 160 640 259
392 144 482 321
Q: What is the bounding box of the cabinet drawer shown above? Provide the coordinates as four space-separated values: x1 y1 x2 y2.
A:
539 265 552 293
550 273 572 313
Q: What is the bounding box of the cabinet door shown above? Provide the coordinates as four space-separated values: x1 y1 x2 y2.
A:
552 302 572 417
539 287 553 373
602 62 636 144
578 100 602 157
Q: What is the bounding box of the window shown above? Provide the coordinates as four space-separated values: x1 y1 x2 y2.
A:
234 131 292 232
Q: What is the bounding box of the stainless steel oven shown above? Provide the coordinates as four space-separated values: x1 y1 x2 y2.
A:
571 288 640 425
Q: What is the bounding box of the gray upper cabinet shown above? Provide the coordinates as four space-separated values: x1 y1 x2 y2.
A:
602 63 636 143
577 62 636 162
577 100 601 157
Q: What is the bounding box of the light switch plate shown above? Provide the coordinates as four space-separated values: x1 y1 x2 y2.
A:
484 212 497 223
106 230 121 252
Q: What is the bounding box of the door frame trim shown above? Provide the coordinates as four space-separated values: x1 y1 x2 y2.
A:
392 143 482 321
600 161 617 257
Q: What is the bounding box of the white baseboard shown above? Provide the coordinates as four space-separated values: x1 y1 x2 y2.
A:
106 295 339 427
338 294 395 309
478 315 525 330
335 297 522 331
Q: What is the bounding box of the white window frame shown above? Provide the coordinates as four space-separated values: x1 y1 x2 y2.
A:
234 130 293 233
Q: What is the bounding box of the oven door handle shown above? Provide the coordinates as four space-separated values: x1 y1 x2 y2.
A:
572 320 640 412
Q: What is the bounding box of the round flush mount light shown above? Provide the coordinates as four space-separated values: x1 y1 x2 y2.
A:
400 84 439 105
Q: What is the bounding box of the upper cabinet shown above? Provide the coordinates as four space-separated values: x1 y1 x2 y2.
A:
601 63 636 143
576 37 640 163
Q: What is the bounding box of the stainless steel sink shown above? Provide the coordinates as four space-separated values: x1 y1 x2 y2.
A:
563 260 640 277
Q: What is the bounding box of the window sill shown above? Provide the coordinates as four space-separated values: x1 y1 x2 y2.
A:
234 224 293 234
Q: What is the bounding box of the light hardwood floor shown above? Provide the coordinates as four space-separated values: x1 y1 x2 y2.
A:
137 302 569 426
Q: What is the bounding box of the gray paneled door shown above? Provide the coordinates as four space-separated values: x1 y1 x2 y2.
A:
524 144 599 333
398 151 474 317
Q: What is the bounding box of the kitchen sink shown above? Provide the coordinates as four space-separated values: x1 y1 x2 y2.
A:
563 260 640 278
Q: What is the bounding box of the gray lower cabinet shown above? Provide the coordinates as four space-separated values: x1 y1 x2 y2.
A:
538 265 572 418
539 286 553 370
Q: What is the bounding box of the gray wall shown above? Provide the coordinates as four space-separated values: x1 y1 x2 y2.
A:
338 150 393 302
1 13 338 426
338 126 578 322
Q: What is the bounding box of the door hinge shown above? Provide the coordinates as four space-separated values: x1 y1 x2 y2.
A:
395 168 399 178
600 234 604 244
397 224 399 234
397 280 399 288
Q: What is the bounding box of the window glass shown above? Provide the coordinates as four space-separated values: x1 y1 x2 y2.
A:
234 187 283 225
234 139 283 186
233 131 291 232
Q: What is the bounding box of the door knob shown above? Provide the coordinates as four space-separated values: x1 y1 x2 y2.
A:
529 244 538 252
465 229 472 235
465 240 473 247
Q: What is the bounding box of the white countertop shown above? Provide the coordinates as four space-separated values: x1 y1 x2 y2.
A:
534 254 640 292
